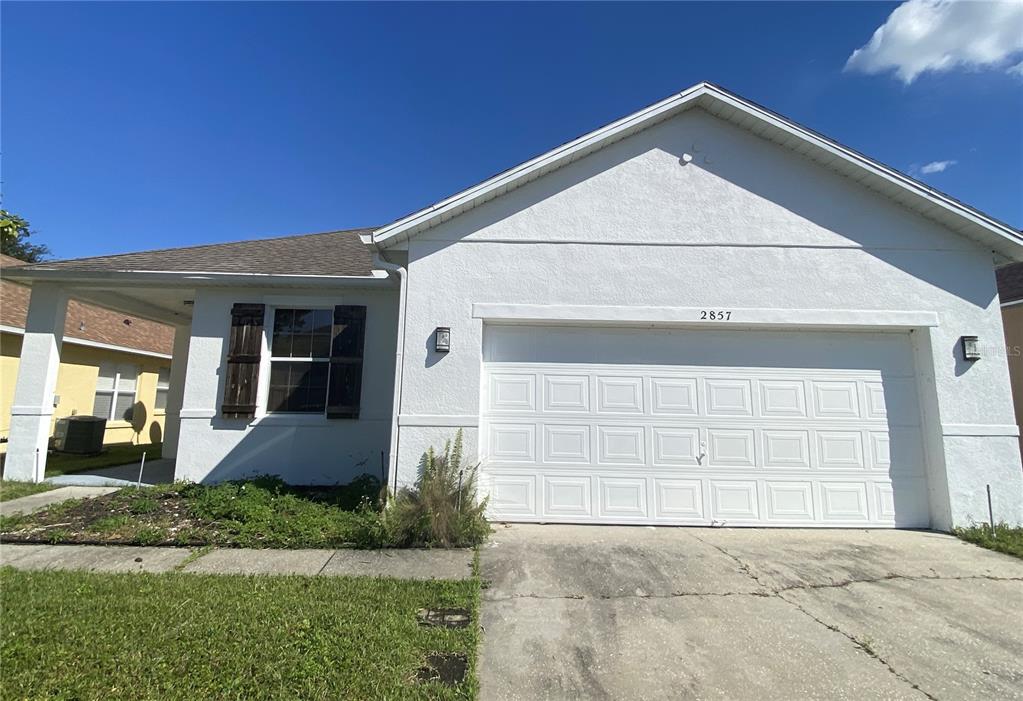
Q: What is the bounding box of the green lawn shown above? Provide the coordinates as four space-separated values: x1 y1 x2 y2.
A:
0 566 480 700
954 523 1023 559
0 480 58 502
44 442 161 477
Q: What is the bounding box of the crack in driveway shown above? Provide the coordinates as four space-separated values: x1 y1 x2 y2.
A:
687 533 943 700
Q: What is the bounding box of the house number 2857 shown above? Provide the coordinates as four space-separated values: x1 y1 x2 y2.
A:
700 310 732 320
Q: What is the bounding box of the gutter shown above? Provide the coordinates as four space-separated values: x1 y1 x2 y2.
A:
371 253 409 499
1 268 392 288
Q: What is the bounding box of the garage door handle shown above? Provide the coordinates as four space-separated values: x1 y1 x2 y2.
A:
698 441 707 465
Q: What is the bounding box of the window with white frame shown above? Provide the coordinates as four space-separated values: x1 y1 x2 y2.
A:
93 362 138 421
267 308 332 413
154 367 171 411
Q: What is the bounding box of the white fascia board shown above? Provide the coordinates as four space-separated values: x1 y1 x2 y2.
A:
471 304 939 330
1 324 171 359
1 268 391 287
1001 298 1023 308
371 82 1023 257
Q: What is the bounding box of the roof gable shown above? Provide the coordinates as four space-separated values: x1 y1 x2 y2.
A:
368 82 1023 263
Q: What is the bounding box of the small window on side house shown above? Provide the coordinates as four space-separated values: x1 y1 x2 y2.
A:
155 367 171 411
93 362 139 421
267 308 333 413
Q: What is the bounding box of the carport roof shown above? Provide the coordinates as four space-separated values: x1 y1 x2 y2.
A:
5 228 377 278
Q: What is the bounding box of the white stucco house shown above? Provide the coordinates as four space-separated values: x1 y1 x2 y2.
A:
5 83 1022 530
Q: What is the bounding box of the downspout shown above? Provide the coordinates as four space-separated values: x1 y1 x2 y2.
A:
372 252 408 500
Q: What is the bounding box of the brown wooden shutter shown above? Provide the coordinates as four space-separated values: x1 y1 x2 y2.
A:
221 303 265 419
326 305 366 419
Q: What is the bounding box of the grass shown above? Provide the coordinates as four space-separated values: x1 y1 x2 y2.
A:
0 566 480 700
0 475 384 549
0 480 58 502
44 442 161 477
954 522 1023 559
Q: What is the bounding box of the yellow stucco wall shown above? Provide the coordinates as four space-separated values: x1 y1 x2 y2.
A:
0 331 171 451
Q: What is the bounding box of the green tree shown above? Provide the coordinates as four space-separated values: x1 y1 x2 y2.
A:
1 210 50 262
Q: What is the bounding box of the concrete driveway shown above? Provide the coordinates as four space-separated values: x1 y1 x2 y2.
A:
479 525 1023 700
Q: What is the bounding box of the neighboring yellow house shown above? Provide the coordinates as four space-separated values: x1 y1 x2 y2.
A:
1 254 174 453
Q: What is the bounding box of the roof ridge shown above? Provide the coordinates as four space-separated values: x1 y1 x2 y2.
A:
26 227 378 268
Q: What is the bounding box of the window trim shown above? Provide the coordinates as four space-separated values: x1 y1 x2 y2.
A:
94 363 139 423
258 305 334 417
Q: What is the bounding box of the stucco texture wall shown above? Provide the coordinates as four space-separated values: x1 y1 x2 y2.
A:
174 286 397 485
395 108 1021 528
1 331 170 450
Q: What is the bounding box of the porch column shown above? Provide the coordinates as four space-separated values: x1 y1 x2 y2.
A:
160 322 191 461
5 283 68 482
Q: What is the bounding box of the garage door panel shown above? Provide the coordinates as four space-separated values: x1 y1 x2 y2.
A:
765 481 816 521
707 428 757 467
654 479 705 520
710 481 760 520
812 381 861 419
488 423 537 462
481 337 929 528
762 430 812 468
816 431 865 469
650 377 699 415
652 427 701 466
597 425 646 464
759 380 808 418
543 476 592 517
819 482 870 521
543 375 590 412
705 379 754 416
597 478 648 518
596 376 644 413
488 373 536 412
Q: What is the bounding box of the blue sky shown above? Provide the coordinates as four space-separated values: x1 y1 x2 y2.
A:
3 1 1022 260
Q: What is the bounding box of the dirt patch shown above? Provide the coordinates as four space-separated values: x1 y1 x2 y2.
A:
415 652 468 686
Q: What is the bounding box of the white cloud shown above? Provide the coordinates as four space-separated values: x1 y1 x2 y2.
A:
845 0 1023 83
920 159 958 173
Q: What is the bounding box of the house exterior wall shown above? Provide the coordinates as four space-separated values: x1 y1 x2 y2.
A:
1001 303 1023 455
394 108 1022 529
1 330 170 451
173 285 397 485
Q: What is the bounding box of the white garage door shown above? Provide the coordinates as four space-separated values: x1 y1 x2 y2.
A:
479 326 930 528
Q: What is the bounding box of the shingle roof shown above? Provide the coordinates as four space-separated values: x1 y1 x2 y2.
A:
14 228 377 277
997 262 1023 304
0 255 174 355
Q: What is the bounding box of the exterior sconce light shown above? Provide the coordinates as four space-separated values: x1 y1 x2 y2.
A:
960 335 980 361
435 327 451 353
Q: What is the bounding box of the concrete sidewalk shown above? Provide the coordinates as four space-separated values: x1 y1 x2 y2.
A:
0 543 474 580
0 486 120 517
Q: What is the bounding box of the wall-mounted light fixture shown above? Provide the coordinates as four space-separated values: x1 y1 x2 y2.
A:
960 335 980 361
435 327 451 353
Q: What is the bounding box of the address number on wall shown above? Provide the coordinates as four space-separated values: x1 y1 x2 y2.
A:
699 310 733 320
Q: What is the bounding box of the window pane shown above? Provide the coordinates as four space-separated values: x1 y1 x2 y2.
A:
117 365 138 392
157 367 171 388
155 388 169 411
271 308 331 359
267 361 328 413
96 363 116 391
272 308 295 356
93 391 113 419
115 393 136 421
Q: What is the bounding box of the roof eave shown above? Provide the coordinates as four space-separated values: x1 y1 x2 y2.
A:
2 268 393 288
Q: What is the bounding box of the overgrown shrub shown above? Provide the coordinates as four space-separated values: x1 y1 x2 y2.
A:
382 430 491 548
